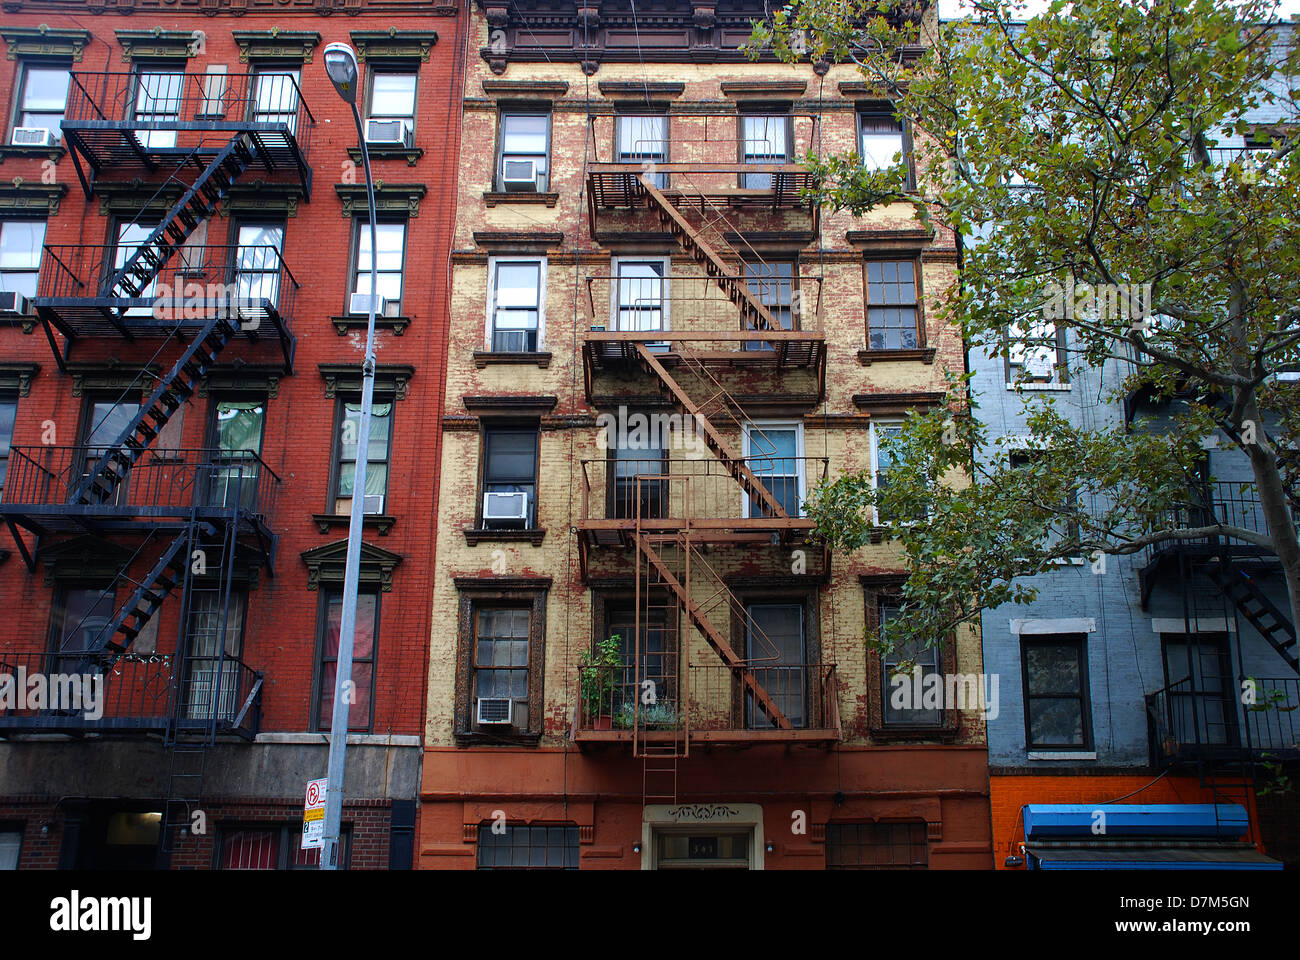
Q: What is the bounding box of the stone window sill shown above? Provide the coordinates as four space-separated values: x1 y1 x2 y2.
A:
312 513 397 536
858 347 936 365
473 350 552 368
0 143 65 164
483 191 559 207
1007 381 1072 391
331 314 410 336
463 527 546 546
1027 750 1096 760
348 145 424 167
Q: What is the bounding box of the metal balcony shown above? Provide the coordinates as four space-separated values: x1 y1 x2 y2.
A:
1146 675 1299 765
0 650 263 738
34 243 297 372
61 70 314 197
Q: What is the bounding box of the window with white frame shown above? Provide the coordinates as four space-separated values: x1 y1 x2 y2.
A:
743 422 803 519
350 220 406 315
12 63 70 142
498 113 550 191
613 258 667 334
1006 317 1068 384
0 219 45 299
489 258 543 351
366 70 417 140
617 114 667 188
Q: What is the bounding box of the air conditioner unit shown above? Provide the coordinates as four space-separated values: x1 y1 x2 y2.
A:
477 697 514 725
11 126 56 147
501 158 539 192
483 490 529 527
349 292 391 317
0 291 33 316
362 494 384 514
1023 354 1055 380
365 118 411 147
493 329 530 352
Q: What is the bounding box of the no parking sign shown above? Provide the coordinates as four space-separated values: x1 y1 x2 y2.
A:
302 778 327 850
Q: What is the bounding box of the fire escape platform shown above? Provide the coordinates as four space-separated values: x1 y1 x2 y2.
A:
572 727 841 748
588 164 818 214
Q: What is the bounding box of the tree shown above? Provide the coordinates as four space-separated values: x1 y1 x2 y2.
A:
747 0 1300 655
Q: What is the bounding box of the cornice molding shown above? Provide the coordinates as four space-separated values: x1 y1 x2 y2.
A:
335 182 427 218
0 361 38 396
0 180 67 217
351 29 439 62
0 26 89 61
301 538 403 592
115 29 200 62
318 362 415 400
231 29 322 63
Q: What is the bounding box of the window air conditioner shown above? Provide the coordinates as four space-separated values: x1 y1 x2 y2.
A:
477 697 514 725
0 291 33 316
483 491 529 527
349 292 391 317
493 329 530 352
501 158 539 192
364 118 411 147
11 126 56 147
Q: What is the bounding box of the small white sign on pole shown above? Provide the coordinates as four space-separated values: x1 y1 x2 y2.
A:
302 777 327 850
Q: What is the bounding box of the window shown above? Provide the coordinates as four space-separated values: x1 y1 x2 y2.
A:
613 258 667 335
366 70 416 139
0 394 15 495
744 602 806 728
476 823 578 870
110 220 161 309
740 114 790 189
50 585 116 661
869 420 905 524
498 113 550 191
0 220 45 299
1006 318 1068 384
12 64 70 140
859 111 910 182
250 67 299 135
472 607 531 731
350 220 406 315
481 428 538 529
455 581 548 740
1009 449 1078 545
315 590 379 732
743 422 802 519
218 825 350 869
0 828 20 870
488 258 543 351
1021 634 1092 750
617 114 667 187
332 399 393 514
182 588 246 721
208 398 265 511
865 260 920 350
743 260 795 334
232 222 284 309
880 601 943 726
1161 635 1237 747
606 605 675 713
80 397 141 505
132 67 184 149
611 438 666 520
825 822 928 869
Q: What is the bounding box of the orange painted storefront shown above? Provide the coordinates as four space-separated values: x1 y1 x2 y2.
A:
990 774 1265 869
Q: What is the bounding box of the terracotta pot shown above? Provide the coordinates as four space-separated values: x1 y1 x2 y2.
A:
593 715 613 730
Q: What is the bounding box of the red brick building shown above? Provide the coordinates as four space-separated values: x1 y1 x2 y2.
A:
0 0 462 869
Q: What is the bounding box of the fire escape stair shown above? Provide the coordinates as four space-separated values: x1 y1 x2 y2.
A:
1206 559 1299 672
70 314 240 506
635 533 792 729
104 134 257 302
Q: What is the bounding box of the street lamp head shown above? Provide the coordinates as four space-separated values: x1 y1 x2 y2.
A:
323 42 360 104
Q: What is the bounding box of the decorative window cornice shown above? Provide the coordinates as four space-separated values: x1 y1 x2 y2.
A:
472 230 563 252
222 182 303 217
853 391 947 416
720 80 807 99
462 395 557 417
335 182 426 218
0 362 38 396
597 80 684 99
1 26 90 62
480 79 569 101
301 538 403 592
846 228 935 254
318 362 415 400
197 363 282 398
68 362 161 398
0 181 67 217
96 182 184 218
232 30 322 64
351 28 438 62
40 535 134 587
115 29 201 62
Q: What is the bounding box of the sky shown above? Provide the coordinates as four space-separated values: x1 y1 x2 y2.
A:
938 0 1300 17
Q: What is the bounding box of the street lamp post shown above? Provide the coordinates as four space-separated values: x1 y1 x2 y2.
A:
319 41 377 871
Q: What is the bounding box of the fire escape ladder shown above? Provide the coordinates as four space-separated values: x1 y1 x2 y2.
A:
70 314 240 506
634 532 791 729
104 133 257 301
636 175 780 334
633 343 787 520
1207 559 1299 672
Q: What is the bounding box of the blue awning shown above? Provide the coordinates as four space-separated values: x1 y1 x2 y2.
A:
1027 845 1282 870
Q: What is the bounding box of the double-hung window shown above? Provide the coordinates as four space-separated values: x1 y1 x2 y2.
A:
740 114 789 189
1021 634 1092 750
880 602 943 726
498 113 550 191
0 393 16 496
316 590 379 731
350 220 406 315
742 260 794 350
472 607 531 731
366 71 417 141
251 67 299 135
481 428 538 529
132 66 184 149
232 222 284 312
0 219 45 299
744 602 807 728
743 422 802 519
489 258 543 351
613 259 667 335
333 398 392 514
182 588 247 722
859 111 910 182
111 220 161 310
866 260 921 350
12 63 70 142
617 114 667 188
1006 318 1068 384
612 438 666 520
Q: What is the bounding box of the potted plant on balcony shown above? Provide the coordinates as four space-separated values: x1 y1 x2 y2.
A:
579 634 622 730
